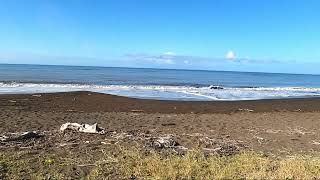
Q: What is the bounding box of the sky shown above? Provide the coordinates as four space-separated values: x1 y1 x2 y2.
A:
0 0 320 74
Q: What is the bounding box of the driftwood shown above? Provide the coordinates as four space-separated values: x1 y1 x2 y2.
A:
0 131 43 142
60 122 105 134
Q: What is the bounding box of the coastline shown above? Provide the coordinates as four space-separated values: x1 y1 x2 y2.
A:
2 91 320 178
1 91 320 153
1 91 320 113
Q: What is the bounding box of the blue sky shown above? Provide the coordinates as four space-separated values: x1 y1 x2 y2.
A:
0 0 319 74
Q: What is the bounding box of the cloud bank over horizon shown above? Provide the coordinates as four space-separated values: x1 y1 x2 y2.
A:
0 51 318 74
124 52 281 66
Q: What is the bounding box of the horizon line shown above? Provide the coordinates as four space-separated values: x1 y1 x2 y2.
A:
0 62 319 76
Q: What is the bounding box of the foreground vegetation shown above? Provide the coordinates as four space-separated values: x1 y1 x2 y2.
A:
1 146 320 179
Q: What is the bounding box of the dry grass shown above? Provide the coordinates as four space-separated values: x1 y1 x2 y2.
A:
96 149 320 180
1 147 320 179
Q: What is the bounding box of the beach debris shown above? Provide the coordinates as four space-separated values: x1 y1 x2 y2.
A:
311 140 320 145
199 137 248 156
60 122 105 134
254 136 266 145
58 142 80 147
101 139 119 145
131 109 144 112
32 94 42 97
77 164 96 167
203 144 240 156
65 109 76 112
182 133 204 137
8 100 17 103
147 135 188 153
266 129 282 134
238 108 254 112
0 131 43 142
150 135 179 149
161 123 176 126
112 132 134 140
101 141 108 145
287 127 314 135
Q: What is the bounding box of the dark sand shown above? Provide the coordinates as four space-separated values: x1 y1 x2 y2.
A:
1 91 320 155
1 91 320 114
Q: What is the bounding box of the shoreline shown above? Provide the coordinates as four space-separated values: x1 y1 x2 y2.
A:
2 91 320 178
1 91 320 113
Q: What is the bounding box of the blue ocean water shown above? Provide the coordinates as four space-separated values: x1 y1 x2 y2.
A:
1 64 320 100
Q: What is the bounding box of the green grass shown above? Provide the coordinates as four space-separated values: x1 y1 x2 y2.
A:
1 147 320 179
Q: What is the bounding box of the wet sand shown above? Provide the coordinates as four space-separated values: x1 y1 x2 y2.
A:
1 91 320 113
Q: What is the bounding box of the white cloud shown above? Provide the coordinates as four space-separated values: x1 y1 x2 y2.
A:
225 51 235 60
147 58 174 65
125 52 281 68
163 52 176 56
163 59 174 64
125 52 176 65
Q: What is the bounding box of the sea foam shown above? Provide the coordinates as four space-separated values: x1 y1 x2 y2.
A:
1 82 320 101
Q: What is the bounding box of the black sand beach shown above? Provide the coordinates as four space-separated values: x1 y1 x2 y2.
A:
1 92 320 178
1 91 320 152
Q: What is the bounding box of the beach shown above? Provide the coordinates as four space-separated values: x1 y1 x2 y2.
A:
1 91 320 153
2 1 320 178
1 91 320 178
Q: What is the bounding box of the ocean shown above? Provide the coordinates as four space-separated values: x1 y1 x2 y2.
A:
1 64 320 101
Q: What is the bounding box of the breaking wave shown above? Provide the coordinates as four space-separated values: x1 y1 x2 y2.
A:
1 82 320 101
